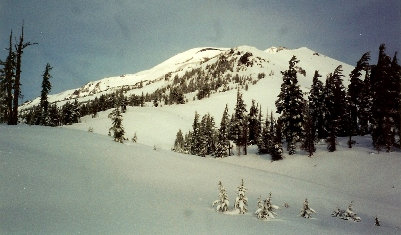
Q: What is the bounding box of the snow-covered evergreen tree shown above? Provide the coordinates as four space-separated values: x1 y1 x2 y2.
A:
212 181 230 212
173 129 184 152
331 202 361 222
108 105 125 143
299 198 316 218
255 193 279 220
215 104 230 158
341 202 361 222
234 179 248 214
275 56 305 155
232 89 247 155
190 112 201 155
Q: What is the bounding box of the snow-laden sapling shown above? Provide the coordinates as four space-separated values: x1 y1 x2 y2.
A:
331 201 361 222
212 181 229 212
341 202 361 222
255 193 279 220
234 179 248 214
299 198 316 218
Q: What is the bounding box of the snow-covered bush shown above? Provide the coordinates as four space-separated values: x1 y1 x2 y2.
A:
375 216 380 226
299 198 316 218
255 193 279 220
331 201 361 222
212 181 229 212
234 179 248 214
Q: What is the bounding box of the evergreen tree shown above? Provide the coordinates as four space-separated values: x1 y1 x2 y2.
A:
371 44 397 151
190 112 201 155
215 105 230 158
299 198 316 218
212 181 230 212
257 110 270 154
232 89 247 155
390 52 401 147
324 66 346 151
40 63 52 125
48 104 60 127
271 119 283 161
248 100 261 145
108 105 125 143
234 179 248 214
308 70 326 139
359 68 373 135
255 193 279 220
302 103 316 156
348 52 370 136
173 129 185 153
275 56 305 155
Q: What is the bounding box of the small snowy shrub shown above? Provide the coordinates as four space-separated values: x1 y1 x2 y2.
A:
88 127 94 133
331 202 361 222
212 181 229 212
375 216 380 226
255 193 279 220
299 198 316 218
234 179 248 214
132 132 137 143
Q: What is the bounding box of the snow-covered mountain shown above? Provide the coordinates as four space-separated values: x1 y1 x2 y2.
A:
21 45 354 110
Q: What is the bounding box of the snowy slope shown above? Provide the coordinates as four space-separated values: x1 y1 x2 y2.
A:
20 45 353 109
1 125 400 234
58 45 355 150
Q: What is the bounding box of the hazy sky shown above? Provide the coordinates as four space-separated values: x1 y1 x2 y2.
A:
1 0 400 101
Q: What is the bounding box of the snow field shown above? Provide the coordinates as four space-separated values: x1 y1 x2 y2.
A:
1 125 400 234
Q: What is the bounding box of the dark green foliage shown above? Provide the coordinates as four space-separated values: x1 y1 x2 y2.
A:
308 70 326 139
215 105 230 158
108 105 125 143
302 103 316 156
371 44 399 151
40 63 52 125
347 52 370 136
232 89 248 155
173 129 185 153
275 56 305 155
248 100 261 145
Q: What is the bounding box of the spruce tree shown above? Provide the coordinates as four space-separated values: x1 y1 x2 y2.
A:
371 44 396 151
275 56 305 155
190 112 201 155
257 110 270 154
108 105 125 143
232 88 247 155
299 198 316 219
302 103 316 156
212 181 230 212
173 129 185 153
40 63 52 125
348 52 370 136
234 179 248 214
215 105 230 158
323 66 346 151
359 68 373 135
248 100 261 145
271 119 283 161
308 70 326 139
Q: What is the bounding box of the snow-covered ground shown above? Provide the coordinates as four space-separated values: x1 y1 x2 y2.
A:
1 125 400 234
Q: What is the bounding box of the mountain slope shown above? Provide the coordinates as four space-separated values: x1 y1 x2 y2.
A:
21 45 354 109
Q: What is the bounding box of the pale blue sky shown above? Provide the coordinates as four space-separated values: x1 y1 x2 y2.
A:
1 0 400 101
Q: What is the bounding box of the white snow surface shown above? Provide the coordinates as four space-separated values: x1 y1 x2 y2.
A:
1 125 401 234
